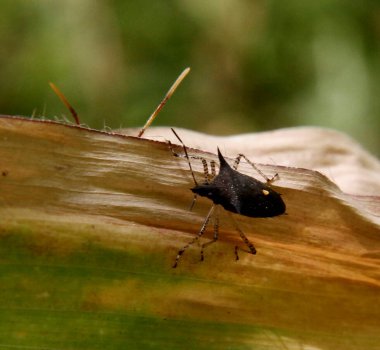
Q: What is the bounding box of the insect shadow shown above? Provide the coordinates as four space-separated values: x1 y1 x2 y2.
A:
169 128 286 268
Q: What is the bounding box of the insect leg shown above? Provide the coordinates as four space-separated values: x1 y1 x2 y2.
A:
200 158 211 184
168 141 213 184
172 205 215 268
227 213 256 261
185 157 211 211
200 206 219 261
187 156 216 183
210 160 216 180
169 129 218 211
232 154 243 170
235 154 278 184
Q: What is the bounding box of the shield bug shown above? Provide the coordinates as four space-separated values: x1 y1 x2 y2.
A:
169 128 286 268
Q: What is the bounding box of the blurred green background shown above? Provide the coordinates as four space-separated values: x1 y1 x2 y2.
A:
1 1 379 155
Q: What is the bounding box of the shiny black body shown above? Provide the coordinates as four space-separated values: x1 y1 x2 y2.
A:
191 149 286 218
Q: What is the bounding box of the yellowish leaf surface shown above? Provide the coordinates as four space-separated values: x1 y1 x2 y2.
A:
1 116 379 349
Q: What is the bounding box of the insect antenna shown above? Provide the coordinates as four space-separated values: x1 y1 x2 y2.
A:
170 128 198 186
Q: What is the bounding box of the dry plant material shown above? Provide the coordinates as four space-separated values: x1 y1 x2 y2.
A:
137 67 190 137
49 82 81 125
0 116 379 350
50 67 190 136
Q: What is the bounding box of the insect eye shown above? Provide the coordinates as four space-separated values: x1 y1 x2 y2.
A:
262 189 270 196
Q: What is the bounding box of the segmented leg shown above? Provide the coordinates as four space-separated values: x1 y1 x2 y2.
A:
233 154 278 184
200 206 219 261
168 135 218 212
172 205 215 268
209 160 216 180
227 213 256 261
200 158 211 184
167 140 217 184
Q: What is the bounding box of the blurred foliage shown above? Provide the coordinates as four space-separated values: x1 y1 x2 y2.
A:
0 0 379 155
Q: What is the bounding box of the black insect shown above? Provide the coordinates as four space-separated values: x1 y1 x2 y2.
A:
169 128 286 268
